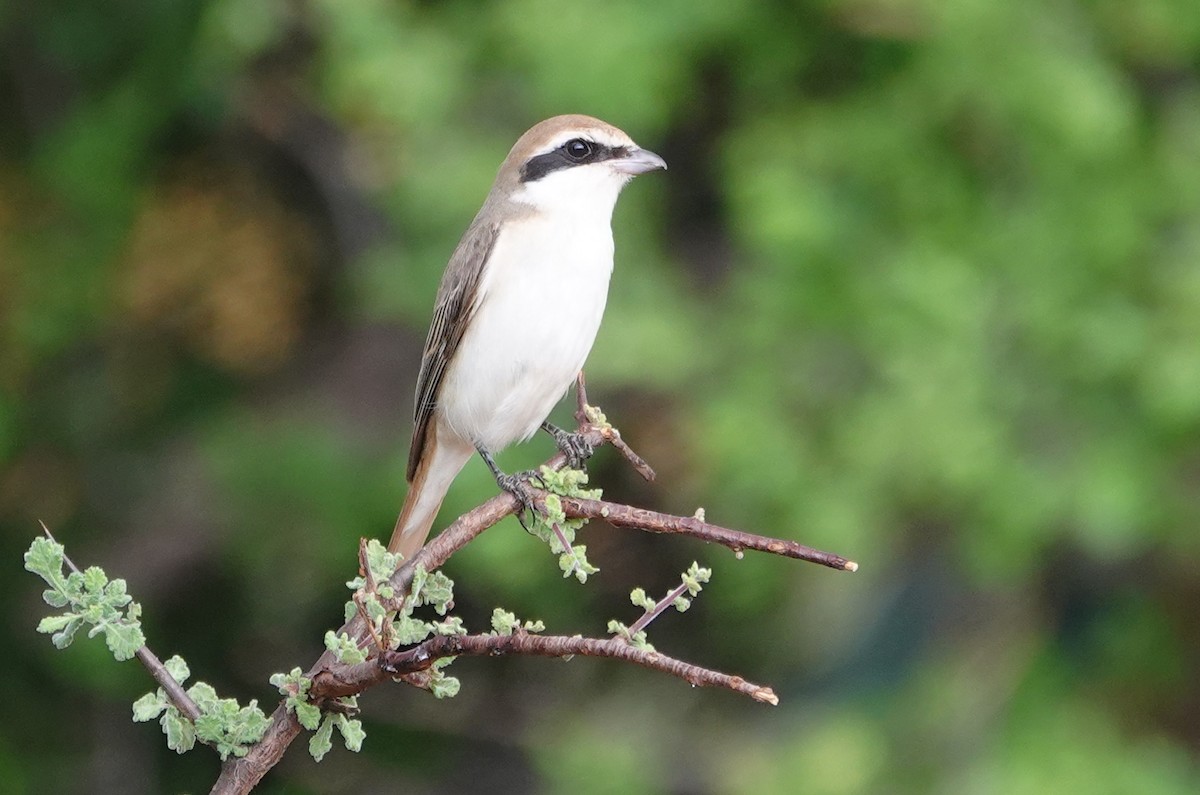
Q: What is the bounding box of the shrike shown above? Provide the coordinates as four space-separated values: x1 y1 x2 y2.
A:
387 115 667 559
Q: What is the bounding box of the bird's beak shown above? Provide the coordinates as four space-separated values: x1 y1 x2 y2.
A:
612 147 667 175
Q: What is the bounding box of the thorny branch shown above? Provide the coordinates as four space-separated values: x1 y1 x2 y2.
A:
209 393 855 794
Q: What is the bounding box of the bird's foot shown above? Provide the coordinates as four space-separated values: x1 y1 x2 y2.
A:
494 469 545 533
478 447 545 533
541 422 595 470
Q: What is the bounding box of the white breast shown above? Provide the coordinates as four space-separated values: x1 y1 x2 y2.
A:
437 210 615 452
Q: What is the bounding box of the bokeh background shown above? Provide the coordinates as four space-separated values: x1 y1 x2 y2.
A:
4 1 1200 792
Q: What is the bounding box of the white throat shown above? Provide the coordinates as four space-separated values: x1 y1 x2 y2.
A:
510 164 631 224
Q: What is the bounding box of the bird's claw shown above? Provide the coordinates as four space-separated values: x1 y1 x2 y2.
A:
494 469 544 533
543 423 595 470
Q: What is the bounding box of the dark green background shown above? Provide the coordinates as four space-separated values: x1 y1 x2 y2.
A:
3 1 1199 792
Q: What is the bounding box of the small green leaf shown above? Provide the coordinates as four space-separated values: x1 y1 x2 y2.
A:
103 618 145 660
537 465 602 500
50 617 83 649
194 697 271 760
560 546 599 583
273 668 325 732
363 538 402 582
414 570 454 614
582 404 609 427
187 681 219 711
629 588 655 609
309 716 334 762
82 566 107 593
60 573 84 600
295 701 322 731
490 609 545 636
323 631 367 664
132 692 167 722
364 596 387 623
270 667 306 694
36 614 74 634
393 614 432 645
335 715 365 752
434 616 466 636
429 671 461 699
409 566 428 602
103 577 132 607
42 589 70 608
24 536 64 576
163 711 196 754
606 620 653 651
491 608 518 635
683 562 712 596
163 655 190 684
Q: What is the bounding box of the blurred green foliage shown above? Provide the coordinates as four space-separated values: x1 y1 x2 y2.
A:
3 0 1199 792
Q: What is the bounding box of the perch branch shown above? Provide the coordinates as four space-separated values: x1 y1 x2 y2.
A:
212 410 854 793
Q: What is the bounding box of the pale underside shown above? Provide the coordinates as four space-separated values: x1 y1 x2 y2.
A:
437 208 615 451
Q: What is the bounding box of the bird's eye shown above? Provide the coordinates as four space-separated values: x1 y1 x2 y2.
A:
563 138 593 161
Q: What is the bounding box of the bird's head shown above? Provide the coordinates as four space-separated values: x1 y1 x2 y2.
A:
494 115 666 215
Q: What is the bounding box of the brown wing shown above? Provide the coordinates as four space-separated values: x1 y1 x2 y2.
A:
407 220 500 481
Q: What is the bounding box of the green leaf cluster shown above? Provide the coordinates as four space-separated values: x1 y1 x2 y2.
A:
675 562 712 612
340 541 461 654
609 563 714 651
308 707 365 763
343 539 402 637
606 619 652 652
132 656 271 760
25 536 146 661
386 565 464 650
490 608 546 637
270 668 364 762
528 466 602 583
323 631 368 665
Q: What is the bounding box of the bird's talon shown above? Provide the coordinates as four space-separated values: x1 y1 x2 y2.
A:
543 423 595 470
496 469 543 509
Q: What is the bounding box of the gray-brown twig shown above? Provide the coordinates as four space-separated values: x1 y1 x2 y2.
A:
557 497 858 572
382 633 778 704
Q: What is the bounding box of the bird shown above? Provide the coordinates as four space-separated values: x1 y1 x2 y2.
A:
387 115 667 560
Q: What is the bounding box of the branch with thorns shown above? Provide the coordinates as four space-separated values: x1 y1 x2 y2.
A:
211 375 857 794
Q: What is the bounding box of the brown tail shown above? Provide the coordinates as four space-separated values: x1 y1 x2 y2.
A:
388 423 474 560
